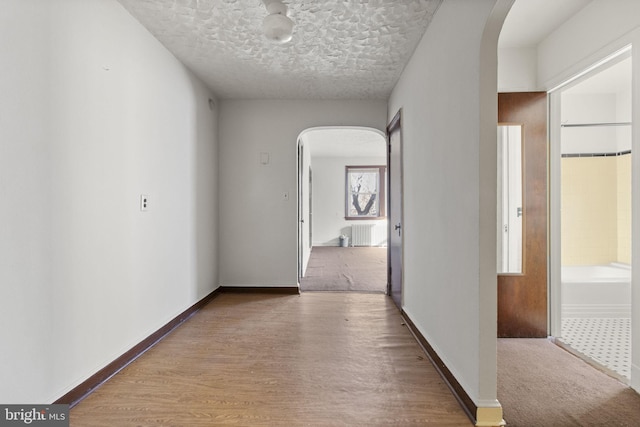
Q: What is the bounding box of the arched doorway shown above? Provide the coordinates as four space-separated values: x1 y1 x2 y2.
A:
297 127 388 293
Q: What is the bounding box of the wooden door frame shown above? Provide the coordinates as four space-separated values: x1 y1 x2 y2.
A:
297 139 304 280
497 92 548 337
387 109 404 306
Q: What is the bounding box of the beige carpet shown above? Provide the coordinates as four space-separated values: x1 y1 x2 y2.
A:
498 338 640 426
300 246 387 293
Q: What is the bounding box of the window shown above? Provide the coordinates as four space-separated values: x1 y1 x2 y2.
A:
345 165 386 219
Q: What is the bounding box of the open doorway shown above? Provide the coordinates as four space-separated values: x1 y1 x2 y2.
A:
297 127 388 293
550 50 633 382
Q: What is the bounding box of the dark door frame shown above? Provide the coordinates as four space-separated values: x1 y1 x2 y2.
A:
387 109 404 307
497 92 548 337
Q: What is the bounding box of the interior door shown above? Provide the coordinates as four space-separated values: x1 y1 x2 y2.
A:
387 110 403 308
497 92 548 337
298 141 304 279
308 167 312 248
298 141 311 280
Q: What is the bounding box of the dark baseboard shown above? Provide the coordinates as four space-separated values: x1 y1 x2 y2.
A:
220 286 300 295
54 288 222 408
400 309 477 425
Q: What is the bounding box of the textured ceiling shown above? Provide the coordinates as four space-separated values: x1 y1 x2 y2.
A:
116 0 442 99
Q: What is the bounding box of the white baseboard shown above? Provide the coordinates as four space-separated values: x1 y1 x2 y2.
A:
561 304 631 318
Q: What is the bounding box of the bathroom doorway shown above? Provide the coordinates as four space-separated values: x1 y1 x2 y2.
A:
550 50 633 381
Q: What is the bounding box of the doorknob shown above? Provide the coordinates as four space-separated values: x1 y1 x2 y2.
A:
394 223 401 236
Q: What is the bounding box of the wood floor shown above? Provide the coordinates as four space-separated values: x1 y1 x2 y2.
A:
71 292 472 426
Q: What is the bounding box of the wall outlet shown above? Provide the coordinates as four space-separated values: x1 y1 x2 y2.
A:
259 152 270 165
140 194 149 211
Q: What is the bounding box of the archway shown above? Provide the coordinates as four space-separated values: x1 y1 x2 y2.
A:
297 126 387 292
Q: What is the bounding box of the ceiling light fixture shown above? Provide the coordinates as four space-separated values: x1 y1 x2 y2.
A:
262 0 294 44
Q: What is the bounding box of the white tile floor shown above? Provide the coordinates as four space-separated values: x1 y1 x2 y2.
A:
561 317 631 379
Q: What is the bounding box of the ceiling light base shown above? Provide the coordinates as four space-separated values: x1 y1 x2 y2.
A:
262 0 293 44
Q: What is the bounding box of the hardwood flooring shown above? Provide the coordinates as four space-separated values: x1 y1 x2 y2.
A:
71 292 472 426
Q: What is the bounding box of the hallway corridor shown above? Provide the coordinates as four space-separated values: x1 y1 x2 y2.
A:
71 292 471 426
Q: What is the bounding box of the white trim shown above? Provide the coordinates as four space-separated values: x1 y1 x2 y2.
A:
561 304 631 318
542 27 640 92
632 38 640 396
475 399 503 408
632 363 640 393
547 45 632 93
548 91 563 338
298 125 386 141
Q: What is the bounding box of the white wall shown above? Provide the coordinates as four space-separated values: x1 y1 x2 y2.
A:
617 69 633 152
499 1 640 92
498 47 537 91
538 1 640 90
0 0 53 403
311 156 387 246
388 0 509 416
218 100 387 287
561 93 619 154
0 0 218 403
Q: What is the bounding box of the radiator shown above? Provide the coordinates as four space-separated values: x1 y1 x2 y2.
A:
351 223 387 247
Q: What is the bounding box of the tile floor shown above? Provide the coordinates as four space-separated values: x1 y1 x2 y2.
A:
561 317 631 379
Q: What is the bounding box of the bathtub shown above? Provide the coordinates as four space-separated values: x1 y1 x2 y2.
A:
561 263 631 318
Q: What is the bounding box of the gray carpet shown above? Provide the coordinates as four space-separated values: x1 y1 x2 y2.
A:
498 338 640 426
300 246 387 293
